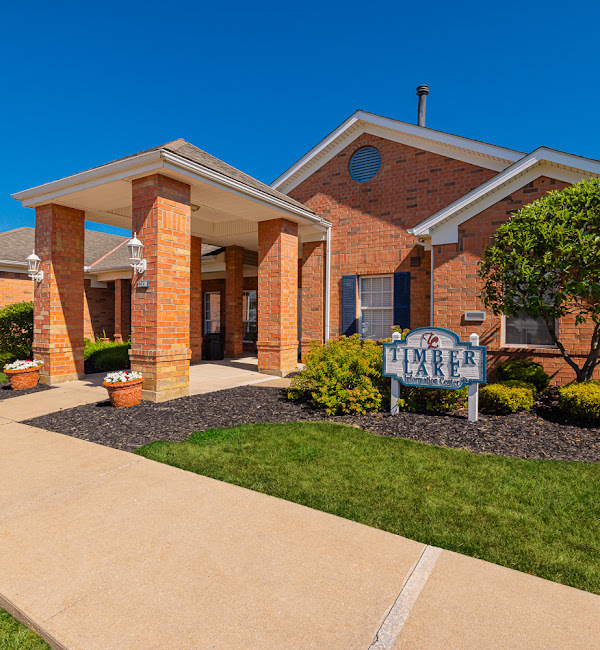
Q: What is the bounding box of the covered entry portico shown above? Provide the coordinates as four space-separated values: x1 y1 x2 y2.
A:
13 140 330 401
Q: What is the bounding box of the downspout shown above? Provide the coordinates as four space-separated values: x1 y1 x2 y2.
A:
430 243 434 326
324 225 331 342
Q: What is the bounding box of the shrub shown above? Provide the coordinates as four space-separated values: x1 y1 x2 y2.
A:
558 381 600 421
85 339 130 373
496 360 549 394
496 380 537 399
0 301 33 360
288 335 387 414
480 383 534 414
397 386 468 413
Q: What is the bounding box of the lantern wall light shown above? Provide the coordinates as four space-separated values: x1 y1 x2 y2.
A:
127 233 147 274
26 251 43 283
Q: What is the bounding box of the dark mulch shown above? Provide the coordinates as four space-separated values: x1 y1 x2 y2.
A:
24 386 600 462
0 382 54 401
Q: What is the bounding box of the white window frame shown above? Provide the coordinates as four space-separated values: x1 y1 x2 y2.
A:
204 292 221 335
358 274 394 341
501 314 558 349
242 289 257 343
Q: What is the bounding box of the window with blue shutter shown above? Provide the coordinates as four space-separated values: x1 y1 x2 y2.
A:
393 272 411 330
341 275 357 336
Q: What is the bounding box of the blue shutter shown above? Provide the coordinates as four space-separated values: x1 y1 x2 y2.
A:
341 275 357 336
393 272 410 330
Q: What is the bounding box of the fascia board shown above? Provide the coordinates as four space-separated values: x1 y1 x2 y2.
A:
428 159 600 245
271 110 523 194
12 151 163 207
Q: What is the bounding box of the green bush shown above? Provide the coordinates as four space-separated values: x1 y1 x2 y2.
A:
0 301 33 360
85 339 130 372
558 381 600 421
288 335 387 414
496 360 549 394
496 380 537 399
480 382 534 414
397 386 468 413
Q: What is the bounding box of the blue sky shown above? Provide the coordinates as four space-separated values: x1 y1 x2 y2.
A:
1 0 599 237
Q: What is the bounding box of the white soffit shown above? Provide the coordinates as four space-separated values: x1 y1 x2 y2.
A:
271 111 524 194
410 147 600 245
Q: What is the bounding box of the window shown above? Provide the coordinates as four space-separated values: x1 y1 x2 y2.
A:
243 290 257 342
204 292 221 334
360 275 393 340
504 312 555 347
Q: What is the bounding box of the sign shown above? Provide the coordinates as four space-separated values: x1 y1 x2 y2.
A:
383 327 486 389
136 280 149 289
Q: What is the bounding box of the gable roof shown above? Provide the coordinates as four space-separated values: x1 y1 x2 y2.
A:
409 147 600 244
271 110 524 194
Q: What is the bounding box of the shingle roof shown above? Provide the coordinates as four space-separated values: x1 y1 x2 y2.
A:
0 227 222 272
94 138 314 214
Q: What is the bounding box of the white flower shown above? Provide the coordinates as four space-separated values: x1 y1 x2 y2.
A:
104 370 143 384
4 359 43 371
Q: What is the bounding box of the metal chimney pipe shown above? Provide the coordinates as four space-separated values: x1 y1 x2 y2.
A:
416 85 429 127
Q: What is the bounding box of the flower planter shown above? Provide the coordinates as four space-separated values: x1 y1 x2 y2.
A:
5 366 41 390
103 378 143 408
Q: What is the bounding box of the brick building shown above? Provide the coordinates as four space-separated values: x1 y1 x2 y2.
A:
11 112 600 400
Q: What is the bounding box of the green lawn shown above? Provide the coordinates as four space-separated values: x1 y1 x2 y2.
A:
136 421 600 594
0 609 48 649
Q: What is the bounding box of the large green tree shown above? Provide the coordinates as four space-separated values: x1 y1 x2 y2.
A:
479 178 600 382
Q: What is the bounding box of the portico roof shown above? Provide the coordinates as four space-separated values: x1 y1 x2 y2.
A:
12 140 330 250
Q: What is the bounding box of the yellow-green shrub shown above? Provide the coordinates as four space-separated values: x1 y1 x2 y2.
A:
480 382 534 414
288 335 388 415
496 360 549 393
558 381 600 421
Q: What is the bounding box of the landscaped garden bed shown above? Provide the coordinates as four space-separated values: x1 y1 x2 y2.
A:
24 385 600 461
0 381 52 400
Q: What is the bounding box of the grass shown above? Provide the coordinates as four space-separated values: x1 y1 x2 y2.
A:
136 421 600 594
0 609 48 649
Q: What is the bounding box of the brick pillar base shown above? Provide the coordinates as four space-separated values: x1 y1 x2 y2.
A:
257 218 298 376
225 245 244 357
300 240 325 361
190 236 203 362
34 204 85 384
130 174 191 402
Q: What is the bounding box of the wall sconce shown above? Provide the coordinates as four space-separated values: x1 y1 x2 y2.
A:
127 233 146 274
26 251 44 282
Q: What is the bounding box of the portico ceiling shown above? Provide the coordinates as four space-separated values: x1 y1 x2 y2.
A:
13 139 331 250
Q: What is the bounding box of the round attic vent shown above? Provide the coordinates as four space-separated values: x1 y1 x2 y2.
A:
349 146 382 182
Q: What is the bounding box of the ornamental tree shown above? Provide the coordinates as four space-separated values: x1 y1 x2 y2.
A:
479 178 600 382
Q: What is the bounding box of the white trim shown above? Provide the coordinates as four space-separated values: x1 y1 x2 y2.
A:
410 148 600 244
12 148 330 229
324 226 331 342
501 313 558 349
272 110 523 194
0 260 28 274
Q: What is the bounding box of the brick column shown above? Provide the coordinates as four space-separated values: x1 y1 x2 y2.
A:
114 279 131 342
300 240 325 360
225 245 244 357
130 174 191 402
190 235 203 362
257 218 298 376
34 204 85 384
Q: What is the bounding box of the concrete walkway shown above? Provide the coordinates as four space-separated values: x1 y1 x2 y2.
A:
1 423 599 648
0 357 290 423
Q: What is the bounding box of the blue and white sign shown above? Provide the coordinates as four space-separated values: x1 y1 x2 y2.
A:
383 327 486 390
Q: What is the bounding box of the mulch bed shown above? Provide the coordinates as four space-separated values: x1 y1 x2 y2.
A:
24 386 600 462
0 382 54 401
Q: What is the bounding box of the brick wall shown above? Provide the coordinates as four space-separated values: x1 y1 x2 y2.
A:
0 271 33 307
434 176 599 384
83 279 115 340
290 133 498 339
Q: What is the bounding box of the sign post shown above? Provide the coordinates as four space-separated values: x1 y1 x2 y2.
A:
383 327 486 422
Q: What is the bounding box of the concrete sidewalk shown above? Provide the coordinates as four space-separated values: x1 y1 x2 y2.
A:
0 357 290 423
1 423 598 649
